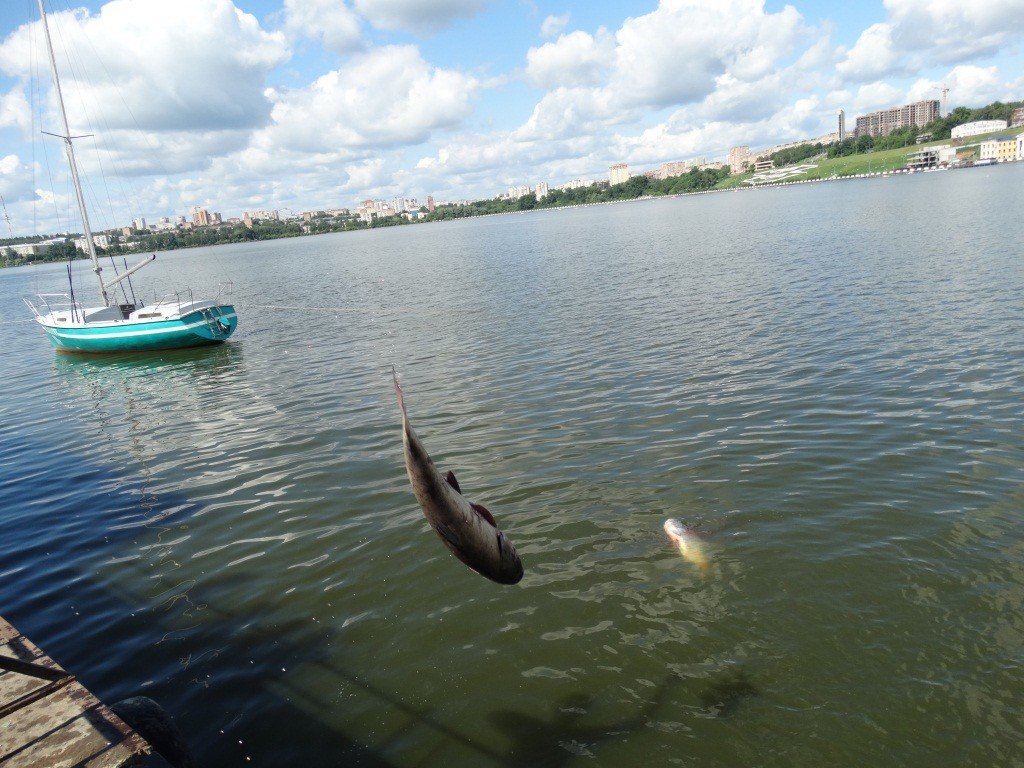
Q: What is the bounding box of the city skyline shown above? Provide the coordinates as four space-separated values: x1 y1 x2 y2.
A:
1 0 1023 235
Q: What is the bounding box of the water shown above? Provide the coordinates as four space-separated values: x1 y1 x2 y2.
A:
2 165 1023 767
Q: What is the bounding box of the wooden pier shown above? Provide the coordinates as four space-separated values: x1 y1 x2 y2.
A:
0 616 171 767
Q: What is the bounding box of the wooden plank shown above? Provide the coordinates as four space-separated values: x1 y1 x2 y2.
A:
0 616 163 768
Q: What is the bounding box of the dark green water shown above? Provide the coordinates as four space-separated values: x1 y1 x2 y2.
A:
2 166 1023 766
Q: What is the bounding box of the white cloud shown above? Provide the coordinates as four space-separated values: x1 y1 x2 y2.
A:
281 0 362 55
353 0 487 35
0 0 291 185
835 23 901 82
540 13 570 38
907 65 1013 108
0 0 288 134
885 0 1024 63
515 0 814 143
0 154 35 204
609 0 806 109
837 0 1024 82
525 30 615 89
0 87 30 132
263 45 479 153
514 87 628 141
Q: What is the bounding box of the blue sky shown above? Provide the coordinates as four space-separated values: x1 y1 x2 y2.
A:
0 0 1022 235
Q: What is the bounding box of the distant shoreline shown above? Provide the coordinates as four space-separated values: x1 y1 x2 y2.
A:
4 158 1020 269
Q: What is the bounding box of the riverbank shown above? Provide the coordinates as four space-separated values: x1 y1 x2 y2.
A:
5 133 1022 269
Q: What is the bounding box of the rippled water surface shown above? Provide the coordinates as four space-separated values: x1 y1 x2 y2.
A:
2 167 1023 767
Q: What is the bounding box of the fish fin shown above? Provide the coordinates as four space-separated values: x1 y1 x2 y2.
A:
470 502 497 528
434 521 461 548
445 470 462 494
392 366 407 420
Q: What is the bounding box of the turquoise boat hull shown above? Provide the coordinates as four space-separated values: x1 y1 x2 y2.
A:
40 305 237 353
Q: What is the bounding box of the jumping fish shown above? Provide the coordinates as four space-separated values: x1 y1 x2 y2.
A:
393 369 524 585
663 518 709 572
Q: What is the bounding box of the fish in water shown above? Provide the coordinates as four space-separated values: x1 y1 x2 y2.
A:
663 518 709 572
393 369 524 585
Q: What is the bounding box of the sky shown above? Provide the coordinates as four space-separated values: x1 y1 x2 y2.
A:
0 0 1022 235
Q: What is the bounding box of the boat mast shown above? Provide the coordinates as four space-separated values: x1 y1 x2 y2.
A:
37 0 110 307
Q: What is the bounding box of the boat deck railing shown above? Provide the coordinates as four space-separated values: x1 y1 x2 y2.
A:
147 282 233 312
23 293 86 322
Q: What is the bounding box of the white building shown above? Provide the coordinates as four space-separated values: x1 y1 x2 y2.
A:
535 181 549 199
73 234 111 252
1018 135 1024 160
8 242 46 256
507 184 532 199
247 210 280 222
555 179 595 191
951 120 1008 139
131 217 146 230
609 163 629 185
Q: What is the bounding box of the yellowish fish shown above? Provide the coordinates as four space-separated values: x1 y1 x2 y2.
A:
663 518 709 572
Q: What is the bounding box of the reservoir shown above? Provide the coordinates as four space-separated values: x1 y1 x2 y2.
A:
2 165 1023 766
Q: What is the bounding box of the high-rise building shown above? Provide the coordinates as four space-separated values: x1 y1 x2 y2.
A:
508 184 532 199
131 217 146 230
426 195 435 213
854 100 939 138
609 163 629 185
535 181 549 198
192 206 210 226
727 146 751 174
838 109 846 142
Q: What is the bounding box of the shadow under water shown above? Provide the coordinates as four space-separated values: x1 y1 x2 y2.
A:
487 680 673 767
698 667 760 718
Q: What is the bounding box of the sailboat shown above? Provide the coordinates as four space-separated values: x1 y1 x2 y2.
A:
24 0 237 353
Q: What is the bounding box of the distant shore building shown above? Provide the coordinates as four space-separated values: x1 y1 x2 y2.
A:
247 210 280 223
753 159 774 173
9 242 46 257
645 158 706 180
555 178 595 191
906 144 955 170
951 120 1008 139
1012 107 1024 128
507 184 532 199
979 136 1018 162
609 163 629 185
426 195 436 213
854 100 939 138
73 234 111 252
727 146 751 174
131 217 146 230
192 206 210 227
535 181 549 199
838 109 846 142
